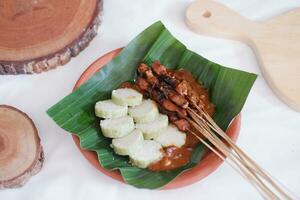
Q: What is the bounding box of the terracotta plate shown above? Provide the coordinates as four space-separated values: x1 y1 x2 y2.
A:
72 48 241 189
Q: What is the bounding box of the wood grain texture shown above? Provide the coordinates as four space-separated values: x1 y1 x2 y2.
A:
0 105 44 189
186 0 300 112
0 0 102 74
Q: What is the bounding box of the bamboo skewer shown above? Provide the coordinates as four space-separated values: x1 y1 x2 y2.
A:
191 106 293 199
188 111 283 199
186 107 295 200
188 120 279 200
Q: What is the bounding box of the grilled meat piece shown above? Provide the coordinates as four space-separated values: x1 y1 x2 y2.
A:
138 63 149 74
158 106 189 132
162 99 178 112
158 85 188 108
157 75 189 108
145 69 154 78
176 80 188 96
150 88 166 104
160 97 187 118
176 107 187 118
136 77 149 91
169 115 179 123
145 69 159 85
173 119 190 132
168 91 189 108
158 74 178 88
157 105 178 120
152 60 167 75
157 104 189 131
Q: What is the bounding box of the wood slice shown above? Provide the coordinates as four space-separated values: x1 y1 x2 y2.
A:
0 105 44 189
0 0 102 74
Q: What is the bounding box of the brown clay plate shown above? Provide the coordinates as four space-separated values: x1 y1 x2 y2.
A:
72 48 241 189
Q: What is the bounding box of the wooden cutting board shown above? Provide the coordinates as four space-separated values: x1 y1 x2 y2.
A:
185 0 300 112
0 0 102 74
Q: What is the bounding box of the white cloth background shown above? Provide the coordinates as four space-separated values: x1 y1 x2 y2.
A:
1 0 300 199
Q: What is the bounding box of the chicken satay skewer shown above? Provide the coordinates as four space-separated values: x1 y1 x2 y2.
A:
137 62 294 200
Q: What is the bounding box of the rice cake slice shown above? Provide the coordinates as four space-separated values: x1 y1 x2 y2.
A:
112 129 144 156
154 125 186 148
129 140 163 168
112 88 143 106
95 100 127 118
136 114 168 139
128 100 158 123
100 116 134 138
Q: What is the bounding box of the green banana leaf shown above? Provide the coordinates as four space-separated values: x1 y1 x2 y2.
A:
47 21 257 189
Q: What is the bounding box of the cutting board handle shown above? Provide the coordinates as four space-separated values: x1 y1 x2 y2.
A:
186 0 258 42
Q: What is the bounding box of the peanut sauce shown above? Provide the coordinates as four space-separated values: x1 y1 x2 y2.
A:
120 69 215 171
148 146 192 171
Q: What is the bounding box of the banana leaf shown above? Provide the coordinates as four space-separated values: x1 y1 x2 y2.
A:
47 21 257 189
